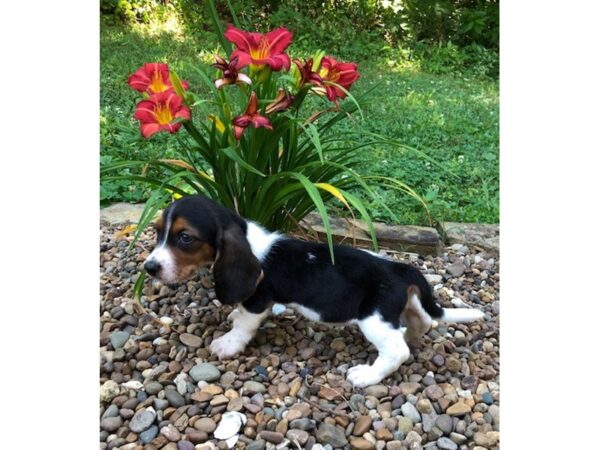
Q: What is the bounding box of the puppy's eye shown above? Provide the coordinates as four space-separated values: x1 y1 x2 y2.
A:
178 232 193 244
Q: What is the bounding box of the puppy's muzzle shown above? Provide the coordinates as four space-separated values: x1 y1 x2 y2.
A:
144 259 161 277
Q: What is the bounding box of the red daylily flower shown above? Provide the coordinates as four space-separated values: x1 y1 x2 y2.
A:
128 63 189 94
232 92 273 139
265 88 295 114
212 55 252 89
317 56 360 102
293 58 323 87
224 24 293 71
133 91 191 138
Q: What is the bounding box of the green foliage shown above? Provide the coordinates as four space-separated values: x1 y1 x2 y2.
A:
99 1 499 226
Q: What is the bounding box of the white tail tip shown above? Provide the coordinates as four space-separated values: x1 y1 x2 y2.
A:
441 308 485 323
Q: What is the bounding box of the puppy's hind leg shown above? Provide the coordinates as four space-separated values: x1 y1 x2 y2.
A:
401 287 433 341
347 313 410 388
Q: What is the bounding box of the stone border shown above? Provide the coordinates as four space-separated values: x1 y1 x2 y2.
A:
100 203 499 255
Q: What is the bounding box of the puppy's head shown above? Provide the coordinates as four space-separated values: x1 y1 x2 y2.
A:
143 195 262 304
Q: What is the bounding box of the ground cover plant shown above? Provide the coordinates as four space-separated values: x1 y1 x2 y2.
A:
100 1 498 225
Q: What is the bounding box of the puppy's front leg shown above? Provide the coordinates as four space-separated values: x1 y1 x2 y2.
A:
210 304 269 360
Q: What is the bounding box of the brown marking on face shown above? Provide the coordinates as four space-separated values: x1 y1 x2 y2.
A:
171 217 197 237
166 217 216 280
154 216 164 233
172 243 217 280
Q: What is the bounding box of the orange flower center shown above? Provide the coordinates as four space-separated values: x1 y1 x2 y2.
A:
149 70 169 93
320 66 339 83
250 37 271 61
154 104 174 125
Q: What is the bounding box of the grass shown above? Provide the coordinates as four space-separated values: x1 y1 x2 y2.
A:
100 15 498 225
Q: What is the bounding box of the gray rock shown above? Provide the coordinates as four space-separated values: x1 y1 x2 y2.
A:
315 423 347 447
165 389 186 407
110 330 130 349
243 380 266 394
424 274 443 284
447 261 465 277
101 404 119 419
449 433 467 445
189 363 221 383
100 416 122 432
437 437 458 450
140 425 158 444
365 384 388 398
290 418 316 430
145 381 163 395
401 402 421 423
246 440 266 450
435 415 453 435
129 409 156 433
177 441 195 450
153 398 169 410
286 429 309 445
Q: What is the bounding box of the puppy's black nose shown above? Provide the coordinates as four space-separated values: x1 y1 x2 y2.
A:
144 260 160 276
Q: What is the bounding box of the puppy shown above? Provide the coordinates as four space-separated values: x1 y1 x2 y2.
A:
144 195 484 387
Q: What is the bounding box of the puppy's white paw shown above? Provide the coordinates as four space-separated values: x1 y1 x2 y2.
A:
347 364 384 388
209 331 247 360
227 308 241 322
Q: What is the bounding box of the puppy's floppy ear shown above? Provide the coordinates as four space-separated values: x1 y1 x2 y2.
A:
213 223 262 304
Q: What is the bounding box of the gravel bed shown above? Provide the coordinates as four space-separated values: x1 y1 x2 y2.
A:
100 224 499 450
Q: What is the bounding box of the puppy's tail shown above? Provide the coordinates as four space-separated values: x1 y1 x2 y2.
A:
411 275 485 323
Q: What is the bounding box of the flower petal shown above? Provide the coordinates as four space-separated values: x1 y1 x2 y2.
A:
224 24 253 52
245 91 259 115
233 124 246 140
236 73 252 85
140 123 160 138
251 115 273 130
230 49 252 69
265 27 293 54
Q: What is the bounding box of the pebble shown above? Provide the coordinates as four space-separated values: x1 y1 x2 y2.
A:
446 402 472 416
194 417 216 433
246 440 266 450
177 442 195 450
290 418 316 431
351 438 375 449
129 408 156 432
286 429 309 445
365 384 388 398
259 430 284 444
110 330 130 349
100 380 121 402
165 389 186 407
435 415 453 435
140 425 158 443
243 380 266 394
100 416 122 432
397 416 413 435
401 402 421 423
189 363 221 382
437 437 458 450
161 424 181 441
316 423 348 447
354 415 373 436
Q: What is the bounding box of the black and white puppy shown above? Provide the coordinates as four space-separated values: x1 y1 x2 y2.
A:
144 195 484 387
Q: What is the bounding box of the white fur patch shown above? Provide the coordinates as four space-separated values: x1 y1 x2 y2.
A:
289 303 321 322
245 221 281 261
347 312 410 387
145 207 177 282
441 308 485 323
146 246 177 282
